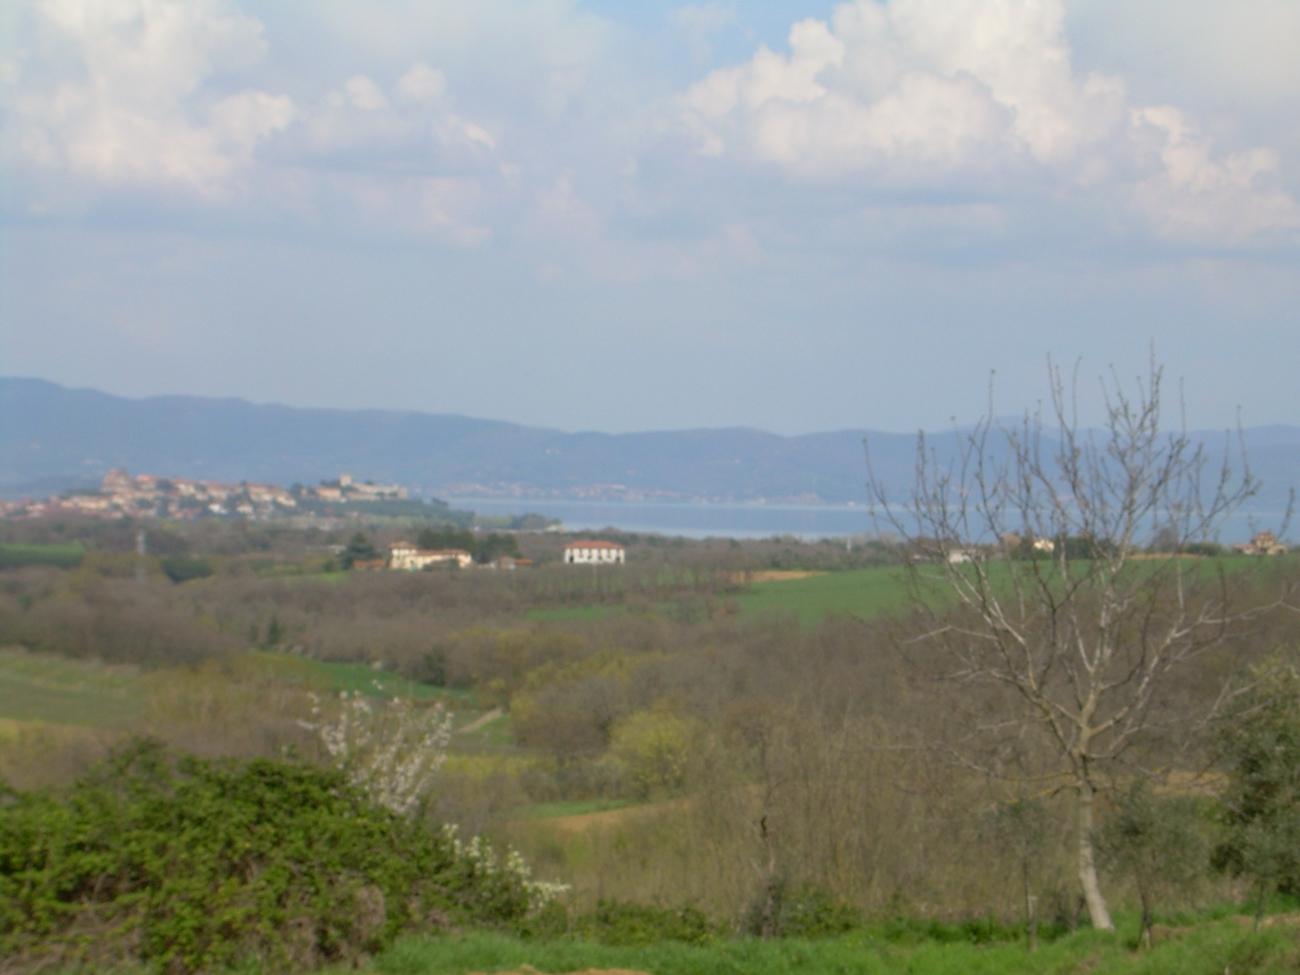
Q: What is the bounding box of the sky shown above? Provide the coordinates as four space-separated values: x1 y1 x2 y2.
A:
1 0 1298 435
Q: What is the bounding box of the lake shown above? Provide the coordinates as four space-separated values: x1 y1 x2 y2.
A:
449 497 1291 544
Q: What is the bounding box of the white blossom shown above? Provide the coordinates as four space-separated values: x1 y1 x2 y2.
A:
301 689 453 816
441 824 570 910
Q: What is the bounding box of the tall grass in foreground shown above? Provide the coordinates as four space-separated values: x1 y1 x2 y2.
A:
22 913 1300 975
369 919 1300 975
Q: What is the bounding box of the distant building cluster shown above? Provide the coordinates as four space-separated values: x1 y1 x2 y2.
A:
388 542 474 570
1233 531 1288 556
562 540 626 564
0 469 406 521
306 473 407 503
0 468 296 521
381 540 624 571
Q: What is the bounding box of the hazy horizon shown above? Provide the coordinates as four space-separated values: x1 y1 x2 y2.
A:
8 374 1300 440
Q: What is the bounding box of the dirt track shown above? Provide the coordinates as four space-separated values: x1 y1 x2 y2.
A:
731 570 827 583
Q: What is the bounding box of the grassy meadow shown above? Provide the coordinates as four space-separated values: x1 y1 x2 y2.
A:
523 565 918 626
362 919 1300 975
732 565 913 625
529 555 1278 628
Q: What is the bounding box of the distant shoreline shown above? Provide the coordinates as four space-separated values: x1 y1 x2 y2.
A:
448 496 1293 543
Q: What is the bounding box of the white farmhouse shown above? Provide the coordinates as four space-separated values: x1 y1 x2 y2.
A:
389 542 473 570
562 540 625 565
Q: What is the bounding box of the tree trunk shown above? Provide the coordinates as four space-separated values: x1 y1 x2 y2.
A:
1077 779 1115 931
1024 860 1038 952
757 815 779 939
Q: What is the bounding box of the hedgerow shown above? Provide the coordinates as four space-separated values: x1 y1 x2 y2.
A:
0 740 560 972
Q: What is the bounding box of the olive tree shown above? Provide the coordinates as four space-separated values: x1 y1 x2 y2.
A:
985 797 1053 950
868 358 1287 931
1097 783 1208 948
1213 652 1300 928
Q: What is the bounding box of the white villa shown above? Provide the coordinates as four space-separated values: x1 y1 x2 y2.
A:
389 542 473 570
563 540 626 565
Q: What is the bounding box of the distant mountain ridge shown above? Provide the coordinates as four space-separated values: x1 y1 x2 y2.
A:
2 378 1298 513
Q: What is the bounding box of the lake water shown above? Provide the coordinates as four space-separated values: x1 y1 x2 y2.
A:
449 497 1291 544
448 498 879 539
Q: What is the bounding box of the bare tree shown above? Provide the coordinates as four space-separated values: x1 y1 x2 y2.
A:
868 357 1289 931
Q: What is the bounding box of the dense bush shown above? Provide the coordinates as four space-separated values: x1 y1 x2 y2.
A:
568 899 716 946
741 884 862 939
0 740 559 972
1213 652 1300 917
160 555 213 583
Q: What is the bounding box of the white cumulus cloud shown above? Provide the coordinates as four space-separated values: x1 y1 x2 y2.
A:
1129 106 1300 244
4 0 294 199
1 2 507 244
681 0 1299 244
683 0 1124 177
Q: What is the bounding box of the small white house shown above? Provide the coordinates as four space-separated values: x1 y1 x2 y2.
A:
563 540 625 565
389 542 473 570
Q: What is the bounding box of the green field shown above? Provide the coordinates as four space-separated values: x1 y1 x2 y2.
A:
0 649 144 728
0 543 85 570
366 919 1300 975
0 650 468 731
524 567 919 628
524 555 1286 629
513 797 642 820
733 566 918 626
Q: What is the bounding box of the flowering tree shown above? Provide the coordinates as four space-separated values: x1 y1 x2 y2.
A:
441 825 571 913
300 687 569 914
302 689 454 817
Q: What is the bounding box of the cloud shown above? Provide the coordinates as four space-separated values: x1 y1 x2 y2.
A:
1064 0 1300 111
1129 106 1300 244
682 1 1124 176
343 75 389 113
1 1 509 245
681 0 1300 245
395 62 447 103
3 0 1295 258
4 0 294 199
301 66 495 160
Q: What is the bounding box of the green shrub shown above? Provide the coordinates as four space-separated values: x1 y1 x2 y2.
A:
1213 652 1300 921
609 707 699 798
0 740 558 972
741 883 861 939
869 915 1025 946
1097 782 1210 946
776 887 861 938
569 899 715 946
160 555 213 583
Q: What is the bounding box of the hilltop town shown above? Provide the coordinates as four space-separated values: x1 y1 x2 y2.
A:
0 469 406 521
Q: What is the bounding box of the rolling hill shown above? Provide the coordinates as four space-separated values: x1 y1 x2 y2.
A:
3 377 1297 513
